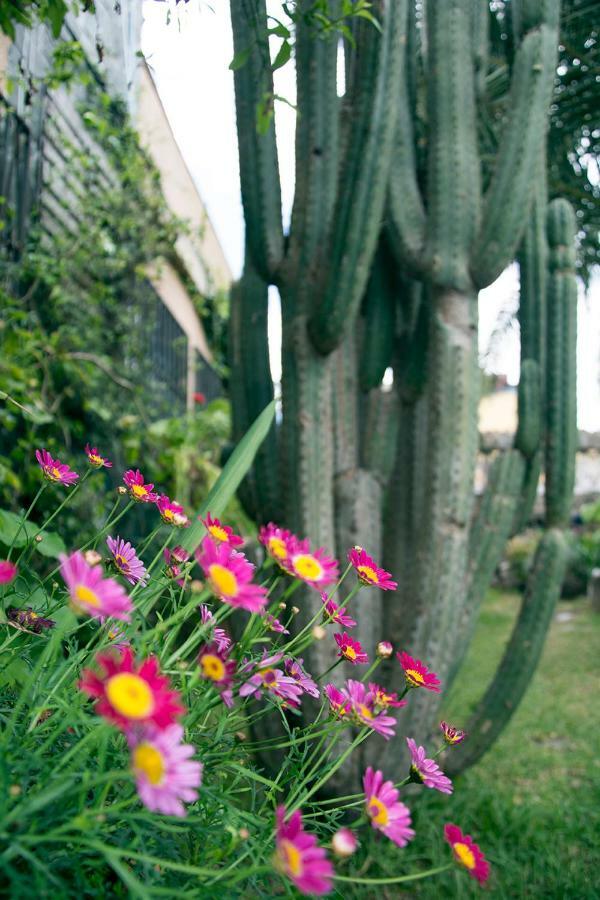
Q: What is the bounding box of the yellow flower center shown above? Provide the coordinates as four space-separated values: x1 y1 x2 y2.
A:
344 646 357 660
115 554 128 570
201 653 226 682
74 584 101 607
209 524 229 542
357 564 379 584
162 508 175 521
131 483 148 499
359 704 373 719
405 668 425 687
106 673 154 719
209 563 238 598
293 554 323 581
280 839 303 877
268 537 288 559
51 466 61 480
259 667 278 688
453 842 476 870
367 796 389 826
89 454 102 465
133 743 165 785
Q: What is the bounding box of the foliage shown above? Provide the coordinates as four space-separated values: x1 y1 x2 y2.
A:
0 41 227 546
358 590 600 900
0 415 488 896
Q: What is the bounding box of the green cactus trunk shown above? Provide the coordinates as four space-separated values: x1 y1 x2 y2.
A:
228 0 573 783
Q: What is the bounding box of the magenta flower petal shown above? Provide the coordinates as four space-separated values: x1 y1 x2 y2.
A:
397 650 441 692
348 546 397 591
444 823 490 884
202 512 244 546
406 737 453 794
334 632 368 665
195 536 267 612
107 536 148 586
275 806 334 895
84 443 112 468
36 448 79 485
123 469 159 503
60 551 133 622
128 723 202 817
363 766 415 848
0 560 18 585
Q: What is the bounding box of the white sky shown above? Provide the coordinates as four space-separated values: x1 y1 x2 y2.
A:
141 0 600 430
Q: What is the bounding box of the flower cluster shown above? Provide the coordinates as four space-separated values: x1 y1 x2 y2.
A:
12 448 492 895
80 648 201 816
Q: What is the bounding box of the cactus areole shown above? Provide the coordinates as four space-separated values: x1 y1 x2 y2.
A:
229 0 575 783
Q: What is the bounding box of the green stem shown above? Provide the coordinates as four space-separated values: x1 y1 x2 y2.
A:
333 864 453 885
6 484 46 560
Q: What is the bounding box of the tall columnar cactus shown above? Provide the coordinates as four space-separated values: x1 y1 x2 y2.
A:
229 0 576 781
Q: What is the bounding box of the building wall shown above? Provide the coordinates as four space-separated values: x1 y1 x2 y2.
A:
0 3 229 411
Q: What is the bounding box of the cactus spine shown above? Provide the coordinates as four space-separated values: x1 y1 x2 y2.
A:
229 0 573 781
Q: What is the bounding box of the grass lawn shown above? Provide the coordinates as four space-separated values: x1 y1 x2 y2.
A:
348 591 600 899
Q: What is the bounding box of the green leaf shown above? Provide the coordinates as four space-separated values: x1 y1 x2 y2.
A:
34 530 66 558
268 24 290 38
180 400 275 554
229 46 252 71
0 509 36 547
271 40 291 71
0 509 66 557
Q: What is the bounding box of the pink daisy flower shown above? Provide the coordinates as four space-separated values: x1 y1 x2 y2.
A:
128 724 202 817
440 721 467 746
345 680 397 739
321 593 356 628
106 536 148 586
35 449 79 486
195 536 267 613
84 443 112 469
347 546 397 591
79 647 185 732
199 604 231 653
198 642 236 689
289 539 339 588
156 495 189 527
332 828 358 858
444 823 490 885
264 613 290 634
164 547 189 587
363 766 415 848
334 632 368 665
239 663 303 707
368 682 407 711
60 551 132 622
407 737 453 794
0 560 17 585
284 657 319 698
7 607 55 632
123 469 159 503
275 806 334 896
258 522 296 569
202 512 243 547
324 683 352 718
397 651 441 693
106 623 130 650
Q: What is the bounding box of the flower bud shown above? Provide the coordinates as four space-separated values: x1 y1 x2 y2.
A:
278 602 286 610
190 579 204 593
291 606 300 615
376 640 393 658
312 625 326 640
332 828 358 858
84 550 102 566
238 827 250 840
35 534 43 543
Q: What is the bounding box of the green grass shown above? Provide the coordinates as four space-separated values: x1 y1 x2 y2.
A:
350 591 600 899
